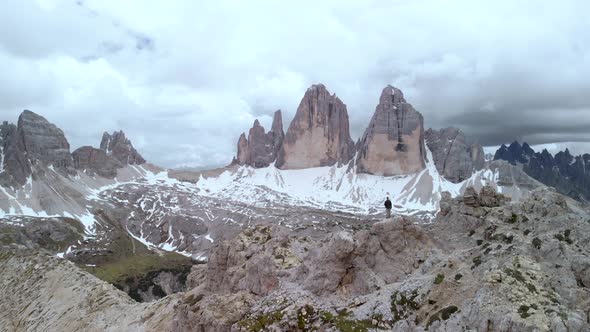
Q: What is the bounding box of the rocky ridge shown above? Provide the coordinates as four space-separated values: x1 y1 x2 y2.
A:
494 141 590 202
425 127 485 183
1 185 588 331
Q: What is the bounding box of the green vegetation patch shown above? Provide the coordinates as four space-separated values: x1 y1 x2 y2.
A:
238 310 285 332
471 256 482 269
517 304 537 319
507 213 519 224
391 289 421 323
554 230 573 244
320 309 377 332
426 306 458 329
81 236 191 285
434 274 445 284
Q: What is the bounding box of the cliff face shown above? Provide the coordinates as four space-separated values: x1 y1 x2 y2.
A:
235 110 284 168
0 110 74 187
72 146 122 178
100 131 146 165
276 84 355 169
356 85 425 176
425 127 485 183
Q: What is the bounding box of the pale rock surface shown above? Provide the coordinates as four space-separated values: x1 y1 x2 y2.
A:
277 84 355 169
357 86 426 176
234 110 284 168
425 127 485 182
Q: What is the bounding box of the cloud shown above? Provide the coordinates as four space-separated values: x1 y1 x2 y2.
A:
0 0 589 167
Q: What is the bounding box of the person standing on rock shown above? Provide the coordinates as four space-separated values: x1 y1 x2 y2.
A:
384 197 392 218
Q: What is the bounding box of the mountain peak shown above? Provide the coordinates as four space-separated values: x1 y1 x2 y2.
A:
356 85 425 176
100 131 146 165
276 84 355 169
271 110 283 135
379 85 406 104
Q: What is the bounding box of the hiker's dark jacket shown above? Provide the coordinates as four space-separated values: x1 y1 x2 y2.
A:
384 199 392 209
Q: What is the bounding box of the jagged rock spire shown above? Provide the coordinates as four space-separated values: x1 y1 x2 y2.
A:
234 110 285 168
276 84 355 169
100 131 145 165
356 85 426 176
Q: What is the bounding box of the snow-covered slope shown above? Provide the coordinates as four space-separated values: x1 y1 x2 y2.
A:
0 147 541 263
195 148 513 218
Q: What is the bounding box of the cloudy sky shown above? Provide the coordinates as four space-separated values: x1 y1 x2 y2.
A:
1 0 589 168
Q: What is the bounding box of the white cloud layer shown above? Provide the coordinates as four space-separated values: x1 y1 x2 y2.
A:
0 0 589 167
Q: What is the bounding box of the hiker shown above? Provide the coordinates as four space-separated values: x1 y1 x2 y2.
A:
384 196 392 218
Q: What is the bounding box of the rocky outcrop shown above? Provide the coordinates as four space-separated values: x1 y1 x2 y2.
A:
234 110 285 168
276 84 355 169
2 184 589 331
72 146 122 178
100 130 146 165
0 110 74 187
494 142 590 201
356 85 426 176
0 121 31 187
425 127 485 182
17 110 73 168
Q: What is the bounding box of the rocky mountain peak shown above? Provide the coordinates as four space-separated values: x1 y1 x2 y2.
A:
495 142 590 201
234 111 285 168
494 141 534 165
271 110 283 135
276 84 355 169
379 84 406 104
425 127 485 182
17 110 73 169
100 130 146 165
356 85 426 176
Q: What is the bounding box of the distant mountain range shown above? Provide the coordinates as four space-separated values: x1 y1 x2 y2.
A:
494 141 590 202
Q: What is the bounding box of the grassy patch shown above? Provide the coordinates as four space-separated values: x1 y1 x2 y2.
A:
507 213 518 224
426 306 458 329
238 310 285 331
471 256 482 269
517 305 537 319
434 274 445 284
391 289 421 323
81 236 191 285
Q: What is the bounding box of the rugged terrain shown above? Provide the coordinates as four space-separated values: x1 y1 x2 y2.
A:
495 141 590 202
0 83 588 331
1 186 589 331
